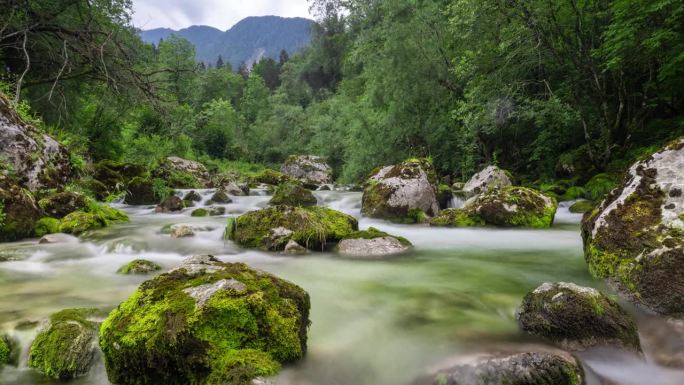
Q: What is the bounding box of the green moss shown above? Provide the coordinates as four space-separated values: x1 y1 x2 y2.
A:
252 169 290 186
0 337 9 365
28 308 101 379
561 186 586 201
58 211 104 234
342 227 412 246
569 200 594 214
192 208 209 217
269 182 317 207
118 259 162 275
228 206 358 251
35 217 61 237
99 259 309 385
38 191 89 218
584 173 618 201
430 208 485 227
167 170 202 189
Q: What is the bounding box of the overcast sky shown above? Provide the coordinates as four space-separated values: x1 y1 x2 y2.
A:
132 0 313 31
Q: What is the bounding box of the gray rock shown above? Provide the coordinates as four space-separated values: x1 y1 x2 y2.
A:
171 255 224 276
164 156 211 186
265 227 294 250
221 181 248 196
462 165 512 197
155 196 184 213
208 206 226 216
0 95 73 190
183 278 247 307
284 240 308 255
281 155 333 188
337 236 409 257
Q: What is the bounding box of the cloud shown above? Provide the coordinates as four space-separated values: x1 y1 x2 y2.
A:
132 0 312 30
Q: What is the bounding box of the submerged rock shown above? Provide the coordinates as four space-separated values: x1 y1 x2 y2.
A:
0 175 41 241
517 282 641 353
38 233 78 244
38 191 89 218
461 165 513 198
227 205 358 251
281 155 332 188
28 308 102 379
118 259 162 275
269 182 317 207
208 206 226 216
99 255 310 385
171 225 195 238
0 93 73 190
362 158 439 223
582 138 684 317
431 187 557 228
155 196 185 213
337 227 412 257
416 351 584 385
191 208 209 217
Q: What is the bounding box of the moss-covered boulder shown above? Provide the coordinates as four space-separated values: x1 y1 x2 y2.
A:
99 255 310 385
227 206 358 251
337 227 411 257
28 308 102 379
461 165 513 197
361 159 439 223
569 200 594 214
92 161 147 199
0 336 9 366
184 190 202 202
581 139 684 317
155 196 185 213
0 175 42 241
125 177 172 205
281 155 332 189
269 182 317 207
0 334 19 367
416 351 584 385
210 189 232 204
430 187 557 228
154 156 210 188
58 204 128 235
253 169 291 186
38 191 89 218
118 259 162 275
517 282 641 352
192 208 209 217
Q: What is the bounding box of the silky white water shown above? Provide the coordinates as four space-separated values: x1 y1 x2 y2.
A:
0 190 682 385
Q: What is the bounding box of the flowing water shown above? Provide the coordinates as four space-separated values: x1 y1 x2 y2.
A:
0 191 682 385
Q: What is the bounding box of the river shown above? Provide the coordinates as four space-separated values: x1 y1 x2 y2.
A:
0 190 682 385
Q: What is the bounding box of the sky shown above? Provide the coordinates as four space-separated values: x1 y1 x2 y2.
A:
132 0 313 31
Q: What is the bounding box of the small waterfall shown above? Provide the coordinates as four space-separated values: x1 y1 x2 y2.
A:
448 194 465 209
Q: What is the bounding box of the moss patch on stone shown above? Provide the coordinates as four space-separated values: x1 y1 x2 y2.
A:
569 200 594 214
192 208 209 217
99 256 310 385
342 227 412 246
269 182 317 207
118 259 162 275
57 203 128 235
0 176 42 241
38 191 89 218
28 308 101 379
429 208 485 227
34 217 61 237
227 206 358 251
0 337 9 365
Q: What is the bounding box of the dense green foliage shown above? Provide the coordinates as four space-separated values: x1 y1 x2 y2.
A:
1 0 682 187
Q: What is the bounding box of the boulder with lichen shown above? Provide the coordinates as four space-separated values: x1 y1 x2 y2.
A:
99 255 310 385
361 158 439 223
461 165 513 198
581 138 684 317
38 191 89 218
269 182 317 207
337 227 411 257
118 259 162 275
281 155 332 189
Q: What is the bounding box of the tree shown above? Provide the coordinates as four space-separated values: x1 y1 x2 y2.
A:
195 99 241 159
240 74 270 124
157 36 196 103
252 58 281 91
279 49 290 67
216 55 225 69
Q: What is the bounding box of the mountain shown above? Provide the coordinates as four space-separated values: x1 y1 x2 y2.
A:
140 16 314 69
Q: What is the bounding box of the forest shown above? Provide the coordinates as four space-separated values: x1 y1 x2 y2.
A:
0 1 683 385
2 0 681 188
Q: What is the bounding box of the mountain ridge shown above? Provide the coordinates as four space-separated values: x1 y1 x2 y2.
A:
140 16 314 68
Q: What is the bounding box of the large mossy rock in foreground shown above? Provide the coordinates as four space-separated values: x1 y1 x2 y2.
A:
0 175 41 241
362 159 439 223
582 138 684 317
28 308 102 379
100 255 310 385
227 206 358 251
415 351 584 385
430 187 557 228
517 282 641 353
280 155 332 188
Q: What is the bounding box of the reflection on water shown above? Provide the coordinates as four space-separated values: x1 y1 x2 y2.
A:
0 190 682 385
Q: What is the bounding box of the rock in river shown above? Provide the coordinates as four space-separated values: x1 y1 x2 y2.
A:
517 282 641 353
99 255 310 385
582 138 684 317
280 155 332 189
337 227 411 257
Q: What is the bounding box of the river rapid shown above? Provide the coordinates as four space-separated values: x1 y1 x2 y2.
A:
0 190 682 385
